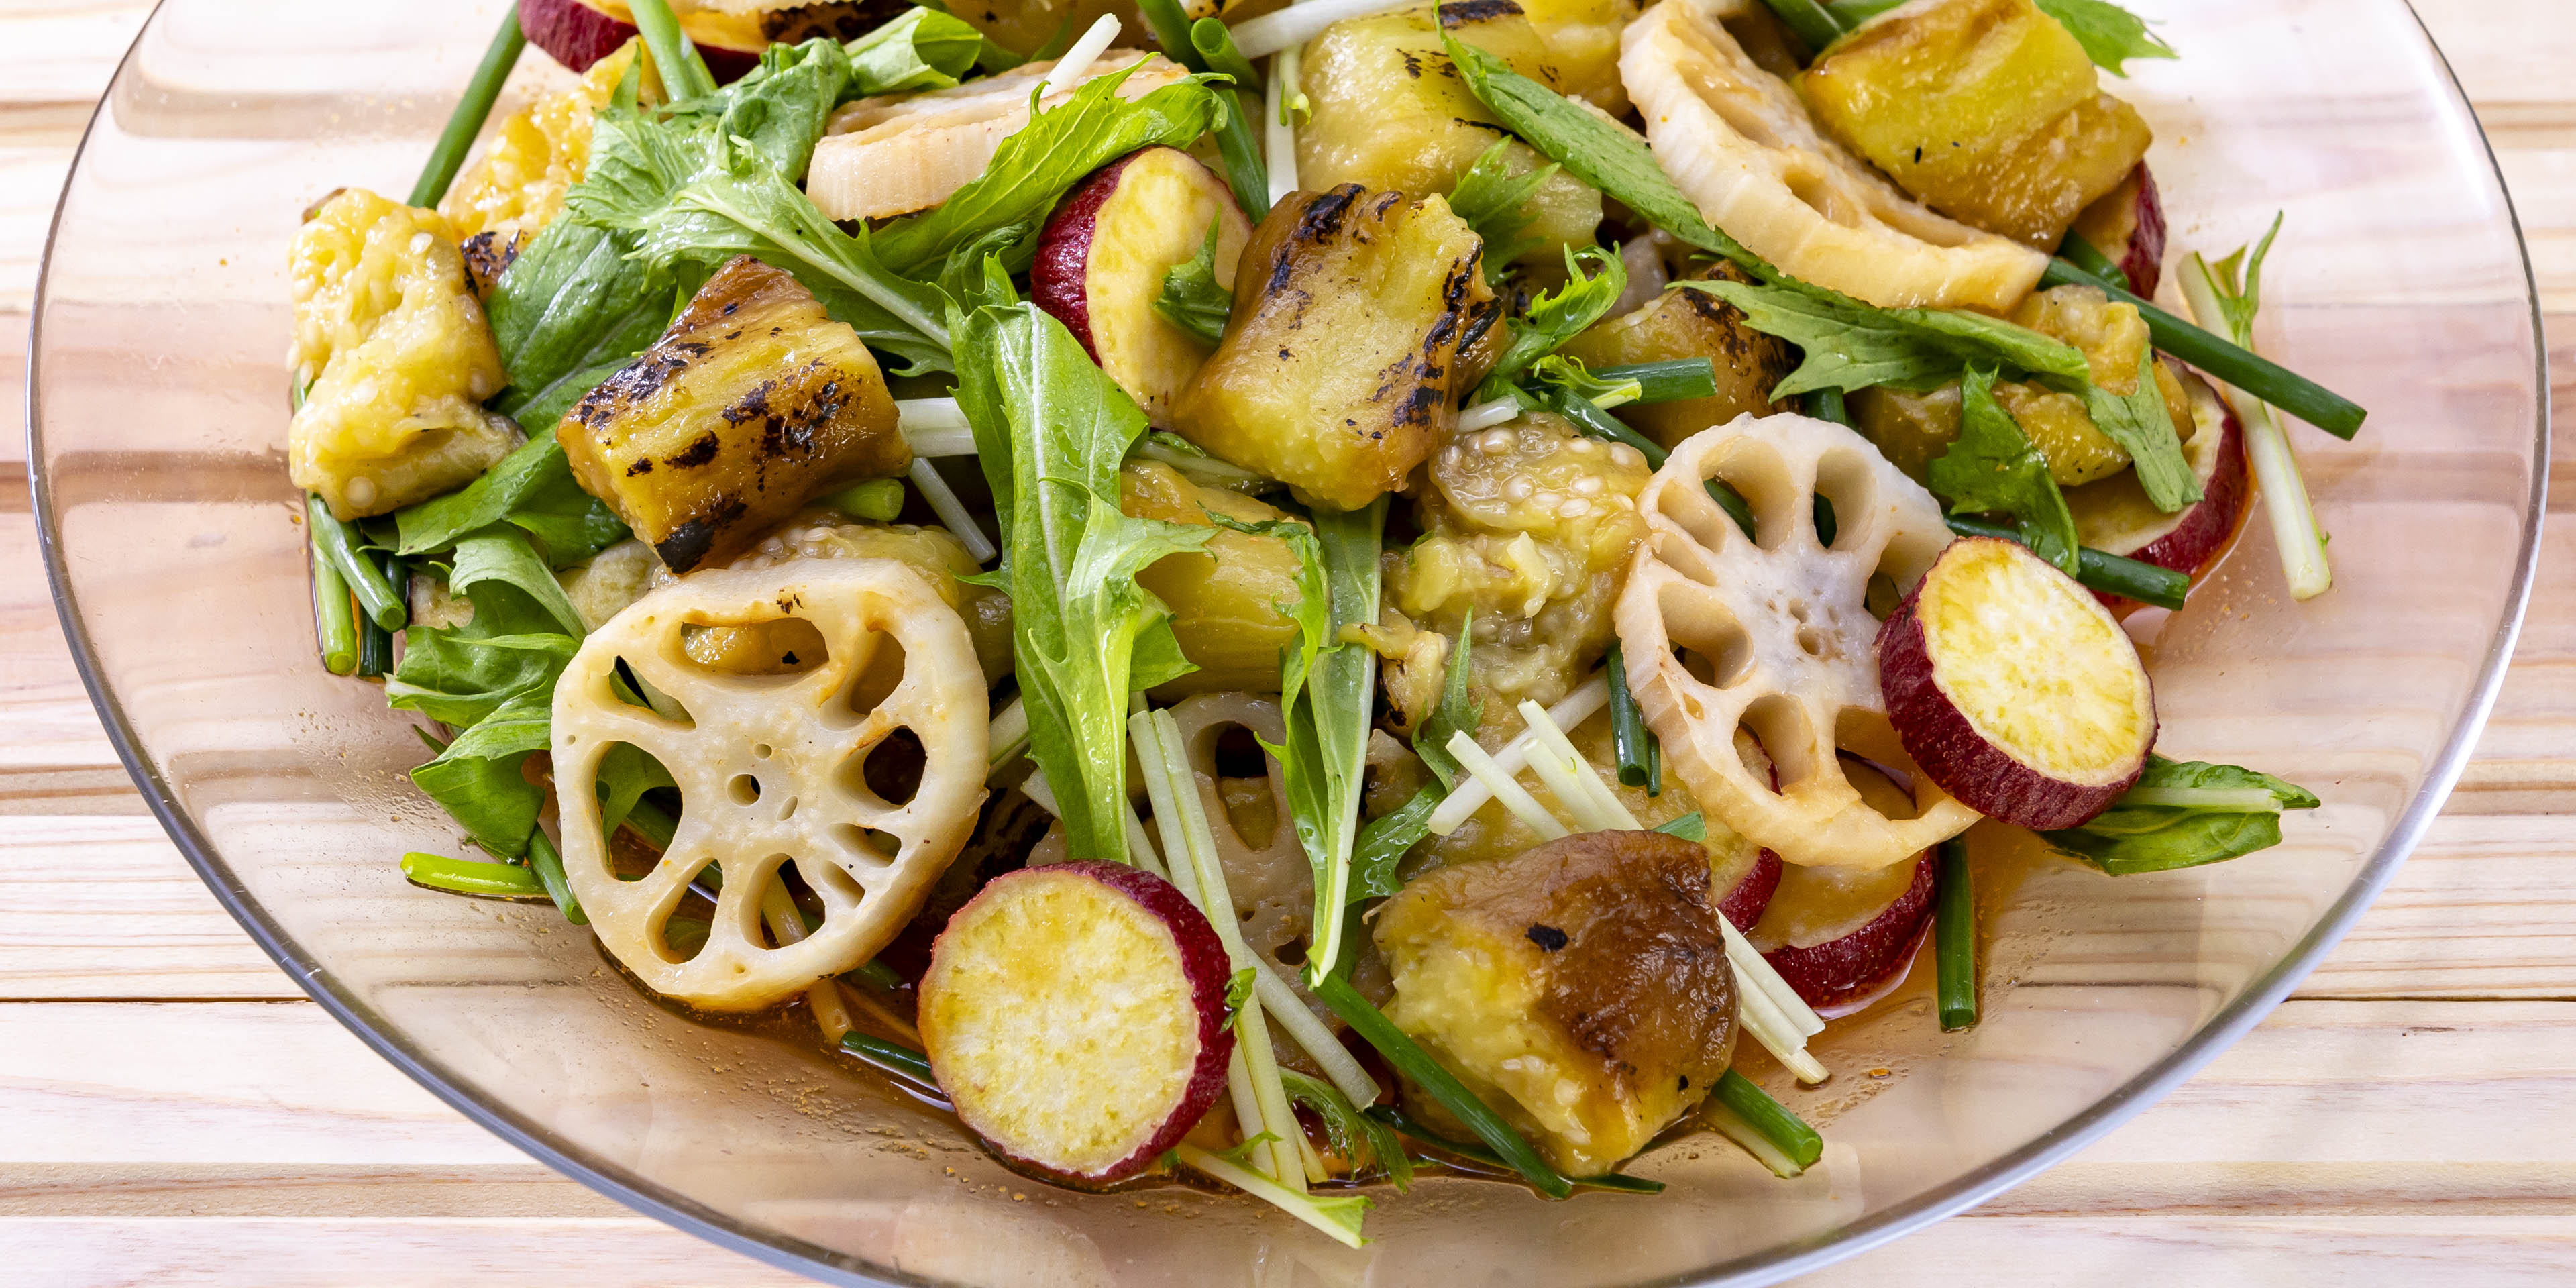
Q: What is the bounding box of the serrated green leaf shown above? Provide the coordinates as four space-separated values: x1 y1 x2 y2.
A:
1930 368 2080 576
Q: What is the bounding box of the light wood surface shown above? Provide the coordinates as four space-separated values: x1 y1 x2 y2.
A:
2 1 2569 1282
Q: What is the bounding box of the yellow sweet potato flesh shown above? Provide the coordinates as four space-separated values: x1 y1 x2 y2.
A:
1799 0 2150 249
558 256 907 572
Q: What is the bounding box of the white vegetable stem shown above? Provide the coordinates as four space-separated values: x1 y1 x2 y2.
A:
1039 14 1122 95
1263 48 1301 207
904 458 996 563
1173 1144 1368 1248
1457 396 1522 433
1444 731 1570 841
986 696 1028 773
1133 710 1313 1189
1426 676 1609 834
896 398 975 457
2175 252 2332 602
1517 699 1640 831
1017 767 1169 881
1250 962 1381 1108
1231 0 1412 59
1705 1098 1808 1179
760 883 856 1042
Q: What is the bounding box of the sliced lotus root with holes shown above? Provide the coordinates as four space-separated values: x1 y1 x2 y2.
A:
1166 694 1316 994
1615 412 1980 868
1621 0 2047 311
553 559 989 1010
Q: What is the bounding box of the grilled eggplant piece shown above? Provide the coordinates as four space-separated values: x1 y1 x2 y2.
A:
1170 185 1495 511
558 255 907 572
1557 260 1797 451
1798 0 2152 250
1297 1 1603 267
1375 829 1737 1177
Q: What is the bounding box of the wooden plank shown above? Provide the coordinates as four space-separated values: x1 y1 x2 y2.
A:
0 816 294 1000
1805 1215 2576 1286
10 1218 818 1287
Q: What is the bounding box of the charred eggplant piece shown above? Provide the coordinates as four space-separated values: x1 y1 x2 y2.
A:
558 254 907 572
1375 829 1736 1177
1171 185 1495 512
1558 261 1797 451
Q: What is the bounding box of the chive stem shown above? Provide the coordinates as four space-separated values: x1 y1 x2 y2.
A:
1313 973 1574 1199
306 495 407 631
311 542 358 676
401 851 547 898
1708 1069 1823 1177
526 828 588 925
1943 515 2187 610
1758 0 1850 54
839 1030 940 1086
849 958 905 989
355 551 401 678
1594 358 1716 405
1935 836 1976 1030
407 7 528 209
1363 1105 1663 1193
2041 257 2364 439
1191 16 1264 91
1706 480 1758 541
1552 388 1666 468
2055 231 2130 294
1805 387 1851 427
1604 642 1657 792
628 0 719 101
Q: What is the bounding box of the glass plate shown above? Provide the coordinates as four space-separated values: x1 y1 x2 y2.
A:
29 1 2545 1283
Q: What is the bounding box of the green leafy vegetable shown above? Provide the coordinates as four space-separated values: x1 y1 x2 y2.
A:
1236 503 1385 981
409 686 552 857
1280 1069 1412 1189
1652 812 1705 842
844 7 983 97
1530 354 1644 411
2041 756 2319 874
2204 214 2284 343
1477 245 1625 397
447 525 586 637
1929 368 2080 576
1152 218 1234 345
1680 278 2088 400
2033 0 2176 76
1350 614 1478 900
1758 0 1848 53
1440 36 2094 400
1223 966 1258 1017
1445 137 1559 282
2068 345 2200 512
1589 358 1717 406
871 64 1226 274
393 429 626 567
955 300 1212 864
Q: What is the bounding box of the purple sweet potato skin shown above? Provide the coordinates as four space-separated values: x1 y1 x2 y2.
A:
926 859 1237 1189
2118 164 2168 301
1876 539 2152 830
1760 851 1935 1009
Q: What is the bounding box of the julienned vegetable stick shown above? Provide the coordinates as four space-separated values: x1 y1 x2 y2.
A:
1132 710 1311 1189
1041 15 1124 95
1443 733 1570 841
1457 397 1521 433
1427 676 1610 833
1173 1144 1368 1248
1018 768 1169 880
1263 49 1299 206
760 884 857 1041
1249 962 1381 1108
905 459 996 563
1517 700 1639 830
987 696 1029 773
896 398 976 456
2174 252 2332 601
1232 0 1413 59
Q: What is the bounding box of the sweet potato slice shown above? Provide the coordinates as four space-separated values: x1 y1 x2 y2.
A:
920 861 1235 1187
1878 537 2157 828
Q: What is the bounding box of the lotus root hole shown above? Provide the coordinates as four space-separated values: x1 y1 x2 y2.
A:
729 774 762 806
843 727 926 810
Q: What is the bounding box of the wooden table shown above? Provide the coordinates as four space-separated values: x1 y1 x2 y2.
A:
2 1 2568 1282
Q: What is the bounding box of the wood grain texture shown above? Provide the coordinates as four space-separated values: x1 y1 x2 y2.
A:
0 0 2566 1283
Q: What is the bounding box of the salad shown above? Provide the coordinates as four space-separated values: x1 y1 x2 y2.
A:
284 0 2352 1241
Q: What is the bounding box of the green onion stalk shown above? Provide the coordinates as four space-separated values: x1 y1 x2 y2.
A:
1934 836 1976 1031
2041 258 2365 439
1941 515 2188 610
407 8 529 209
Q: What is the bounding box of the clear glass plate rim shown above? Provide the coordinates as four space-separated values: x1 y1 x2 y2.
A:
19 2 2551 1284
